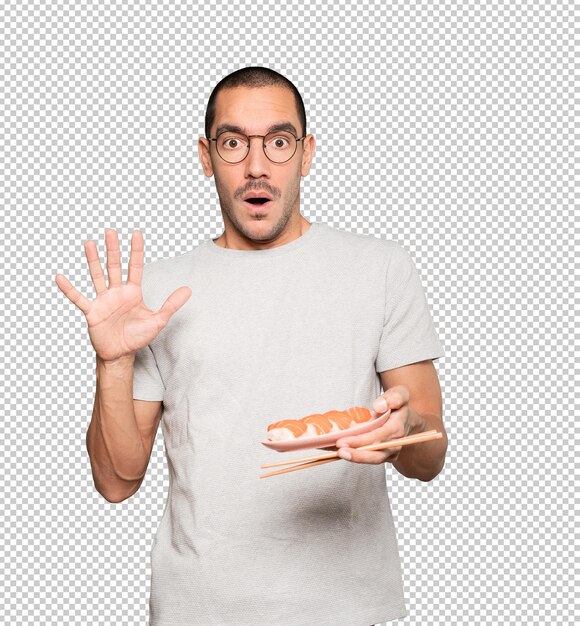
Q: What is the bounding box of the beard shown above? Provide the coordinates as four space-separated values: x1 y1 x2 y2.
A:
214 174 301 243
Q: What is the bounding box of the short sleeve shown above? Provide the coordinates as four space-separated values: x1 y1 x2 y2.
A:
133 343 165 401
375 243 445 372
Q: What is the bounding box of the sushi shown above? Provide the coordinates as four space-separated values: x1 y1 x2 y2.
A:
266 407 372 442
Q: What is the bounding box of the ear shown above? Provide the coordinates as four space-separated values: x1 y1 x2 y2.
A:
300 134 316 176
198 137 214 177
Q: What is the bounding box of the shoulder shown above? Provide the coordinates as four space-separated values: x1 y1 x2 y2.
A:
314 223 412 280
317 222 404 263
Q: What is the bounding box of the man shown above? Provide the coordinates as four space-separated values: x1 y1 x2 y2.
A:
56 66 447 625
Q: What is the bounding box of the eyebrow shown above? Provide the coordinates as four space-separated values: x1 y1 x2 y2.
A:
215 121 299 137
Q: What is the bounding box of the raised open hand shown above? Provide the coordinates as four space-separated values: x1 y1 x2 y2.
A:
55 229 192 362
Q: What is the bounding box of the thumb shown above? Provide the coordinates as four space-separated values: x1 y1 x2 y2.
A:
372 395 389 413
154 286 192 327
378 385 409 412
373 385 409 413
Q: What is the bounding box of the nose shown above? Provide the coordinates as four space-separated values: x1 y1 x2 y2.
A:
243 136 271 178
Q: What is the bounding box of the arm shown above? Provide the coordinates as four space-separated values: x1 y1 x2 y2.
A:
86 354 161 502
55 228 187 502
380 360 448 481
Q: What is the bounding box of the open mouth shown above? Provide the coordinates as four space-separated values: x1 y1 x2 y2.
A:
244 197 272 205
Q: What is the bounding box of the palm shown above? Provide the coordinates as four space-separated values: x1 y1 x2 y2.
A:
56 229 191 362
85 282 162 361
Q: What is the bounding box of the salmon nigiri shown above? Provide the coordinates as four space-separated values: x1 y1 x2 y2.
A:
344 406 373 427
266 419 308 441
302 413 334 436
323 410 352 430
311 408 371 433
266 406 372 441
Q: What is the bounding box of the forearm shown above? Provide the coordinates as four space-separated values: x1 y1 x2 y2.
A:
87 355 148 486
86 411 143 502
392 407 448 481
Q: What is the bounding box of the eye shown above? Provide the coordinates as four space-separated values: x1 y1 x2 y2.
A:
219 134 247 150
262 132 297 162
267 135 291 149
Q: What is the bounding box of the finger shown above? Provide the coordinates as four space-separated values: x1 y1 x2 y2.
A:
367 405 385 420
105 229 123 288
337 447 388 465
127 230 144 286
152 286 193 328
372 395 389 413
384 385 410 410
83 239 107 296
372 386 409 414
338 444 403 464
335 417 400 449
55 273 92 315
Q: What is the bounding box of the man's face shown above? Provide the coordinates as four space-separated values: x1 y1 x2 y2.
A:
198 85 315 243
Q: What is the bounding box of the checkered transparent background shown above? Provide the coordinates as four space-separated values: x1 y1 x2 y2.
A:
0 0 576 624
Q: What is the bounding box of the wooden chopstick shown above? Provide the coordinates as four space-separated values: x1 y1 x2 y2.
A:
259 429 442 478
261 429 441 468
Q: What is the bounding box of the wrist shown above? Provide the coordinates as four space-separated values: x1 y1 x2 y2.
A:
96 353 135 374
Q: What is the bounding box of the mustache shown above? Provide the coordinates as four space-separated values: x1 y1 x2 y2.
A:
238 186 276 198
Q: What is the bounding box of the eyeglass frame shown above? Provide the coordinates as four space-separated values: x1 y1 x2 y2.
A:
206 130 307 164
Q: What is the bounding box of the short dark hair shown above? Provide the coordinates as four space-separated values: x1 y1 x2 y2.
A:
204 66 307 140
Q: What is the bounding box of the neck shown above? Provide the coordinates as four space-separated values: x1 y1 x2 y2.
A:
215 216 311 251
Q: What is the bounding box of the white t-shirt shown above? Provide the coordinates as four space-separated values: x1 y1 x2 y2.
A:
133 220 444 626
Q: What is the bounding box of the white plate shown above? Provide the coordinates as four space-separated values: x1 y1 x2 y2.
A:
261 409 391 452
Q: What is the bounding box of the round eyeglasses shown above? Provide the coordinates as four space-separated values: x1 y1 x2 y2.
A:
207 130 306 164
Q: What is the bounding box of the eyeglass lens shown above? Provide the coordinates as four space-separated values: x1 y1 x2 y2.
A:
216 131 297 163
